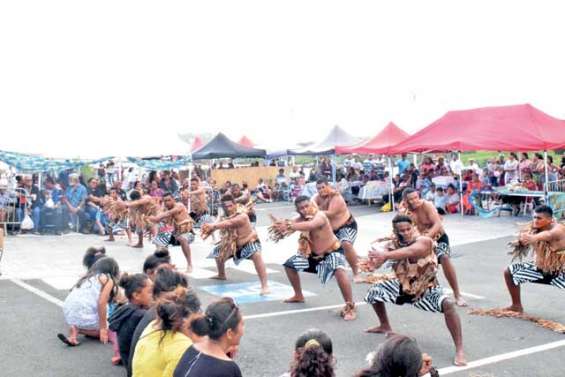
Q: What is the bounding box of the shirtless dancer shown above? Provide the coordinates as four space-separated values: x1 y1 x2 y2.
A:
400 188 467 306
313 177 361 282
276 195 356 320
148 192 195 273
202 194 270 295
125 191 159 248
102 188 131 244
365 214 466 366
504 205 565 313
231 183 256 225
187 177 212 227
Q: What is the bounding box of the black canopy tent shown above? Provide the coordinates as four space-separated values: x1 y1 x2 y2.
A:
191 132 266 160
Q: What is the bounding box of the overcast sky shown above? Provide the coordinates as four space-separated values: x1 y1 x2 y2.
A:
1 1 565 158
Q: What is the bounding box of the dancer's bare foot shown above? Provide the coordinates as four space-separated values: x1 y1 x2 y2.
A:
210 274 226 281
130 243 143 248
502 305 524 313
454 350 467 366
283 295 305 303
105 238 115 242
455 296 468 307
260 287 271 296
185 265 193 274
365 325 393 334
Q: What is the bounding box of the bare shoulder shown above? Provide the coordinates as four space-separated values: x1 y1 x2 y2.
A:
416 235 434 247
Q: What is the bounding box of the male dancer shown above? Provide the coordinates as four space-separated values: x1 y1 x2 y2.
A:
202 194 269 295
148 192 195 273
504 205 565 313
365 214 466 366
313 177 361 282
125 190 159 248
275 195 356 320
400 188 467 306
231 183 256 225
188 177 211 226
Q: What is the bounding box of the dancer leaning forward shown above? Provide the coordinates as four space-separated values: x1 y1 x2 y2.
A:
270 195 357 321
363 214 466 366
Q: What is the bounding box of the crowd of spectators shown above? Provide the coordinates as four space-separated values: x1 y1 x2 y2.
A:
2 152 564 235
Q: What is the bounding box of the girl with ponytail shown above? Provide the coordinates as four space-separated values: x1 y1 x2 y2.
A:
173 297 243 377
131 286 201 377
281 329 334 377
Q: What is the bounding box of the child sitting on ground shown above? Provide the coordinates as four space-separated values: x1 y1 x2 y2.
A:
82 246 106 270
109 273 154 370
57 256 121 365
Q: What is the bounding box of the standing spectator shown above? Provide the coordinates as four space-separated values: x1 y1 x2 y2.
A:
61 174 88 232
396 154 410 175
420 156 435 179
112 180 128 201
85 177 106 235
519 152 532 179
503 152 519 183
434 156 450 177
449 154 463 176
487 158 499 187
0 180 16 225
97 164 106 180
149 181 164 200
467 159 482 176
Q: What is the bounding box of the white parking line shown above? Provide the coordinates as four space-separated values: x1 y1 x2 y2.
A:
244 302 368 320
438 339 565 375
11 278 64 307
443 288 485 300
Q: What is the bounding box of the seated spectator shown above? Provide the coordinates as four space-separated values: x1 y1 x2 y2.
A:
424 183 436 202
355 335 436 377
37 177 63 234
109 273 154 368
281 329 334 377
255 179 273 203
174 297 244 377
0 180 17 225
132 286 201 377
142 250 172 280
85 177 107 235
160 171 179 196
463 173 482 215
128 268 189 376
445 184 460 214
433 187 447 211
61 174 88 232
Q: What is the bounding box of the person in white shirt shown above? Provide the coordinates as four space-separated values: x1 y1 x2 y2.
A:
449 154 463 176
503 153 519 183
467 159 482 176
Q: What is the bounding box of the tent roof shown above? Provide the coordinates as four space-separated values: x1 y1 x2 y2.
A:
389 104 565 154
336 122 410 155
290 125 363 155
191 132 266 160
191 136 204 152
238 136 255 148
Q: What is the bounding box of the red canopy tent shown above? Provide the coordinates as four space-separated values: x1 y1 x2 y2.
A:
190 136 204 152
388 104 565 154
238 136 255 148
336 122 410 155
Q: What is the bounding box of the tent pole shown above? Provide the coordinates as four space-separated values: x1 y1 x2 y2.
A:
544 150 549 201
388 157 395 211
331 154 337 184
458 151 464 217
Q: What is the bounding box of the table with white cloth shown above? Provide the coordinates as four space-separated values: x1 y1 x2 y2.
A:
358 181 390 202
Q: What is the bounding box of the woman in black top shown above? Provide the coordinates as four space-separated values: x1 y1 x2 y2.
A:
174 297 243 377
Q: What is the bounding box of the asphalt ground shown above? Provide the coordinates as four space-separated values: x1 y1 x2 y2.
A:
1 202 564 377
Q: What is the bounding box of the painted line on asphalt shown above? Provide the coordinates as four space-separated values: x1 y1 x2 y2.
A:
438 339 565 375
11 278 64 307
244 301 368 320
255 205 294 211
